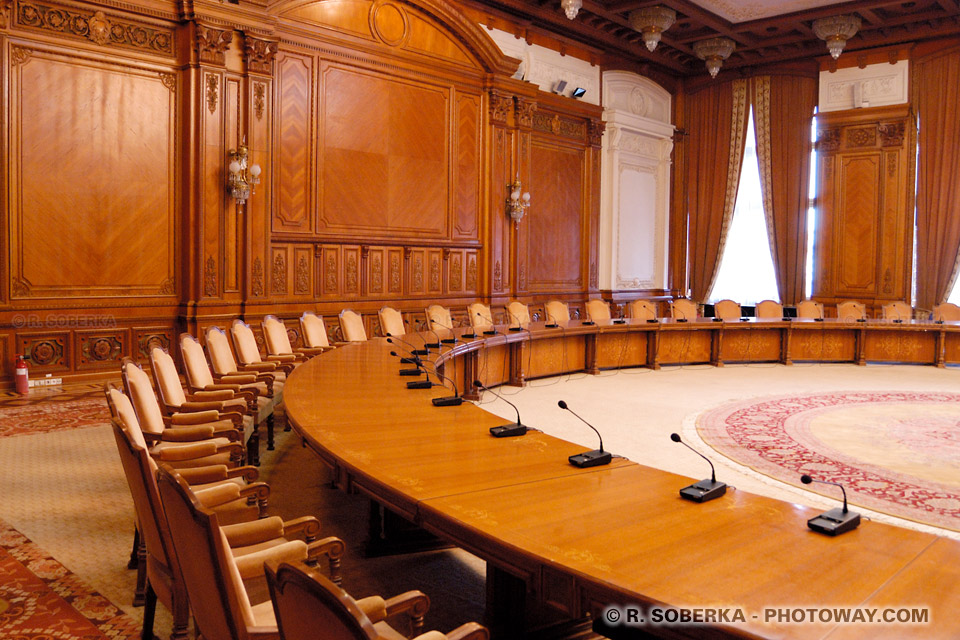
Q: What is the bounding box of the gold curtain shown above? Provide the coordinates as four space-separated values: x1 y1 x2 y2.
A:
751 74 818 305
686 79 749 302
913 46 960 310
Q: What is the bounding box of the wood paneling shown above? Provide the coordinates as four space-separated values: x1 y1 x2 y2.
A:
275 52 313 232
454 93 481 240
526 336 585 379
595 332 648 369
720 328 782 363
788 329 857 362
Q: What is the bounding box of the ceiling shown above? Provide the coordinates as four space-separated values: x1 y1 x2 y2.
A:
467 0 960 76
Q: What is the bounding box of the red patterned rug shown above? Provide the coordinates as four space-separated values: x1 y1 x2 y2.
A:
0 397 109 439
0 518 139 640
696 391 960 532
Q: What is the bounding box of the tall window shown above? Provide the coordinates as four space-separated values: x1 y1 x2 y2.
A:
709 109 779 304
805 111 818 300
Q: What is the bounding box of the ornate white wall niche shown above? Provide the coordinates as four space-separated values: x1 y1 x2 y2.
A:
819 60 909 112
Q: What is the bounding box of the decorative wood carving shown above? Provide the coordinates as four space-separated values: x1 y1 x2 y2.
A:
493 260 502 291
295 255 309 294
158 278 174 295
243 36 278 75
251 257 264 296
0 0 11 28
590 261 598 288
413 254 424 292
17 3 173 54
533 113 585 140
203 256 217 297
23 336 66 367
195 24 232 65
345 252 358 293
450 253 462 291
389 253 402 293
11 46 32 65
516 97 536 128
136 332 171 360
79 334 123 366
587 120 605 147
324 250 338 294
430 255 440 291
519 263 526 289
878 121 905 147
12 279 29 297
817 128 841 152
846 127 877 148
254 82 265 120
371 252 383 293
489 90 512 125
466 254 478 291
159 73 176 92
272 252 287 294
205 73 218 113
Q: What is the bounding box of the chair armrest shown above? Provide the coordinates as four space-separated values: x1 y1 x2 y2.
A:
356 596 388 623
304 536 345 585
241 362 279 372
246 627 280 640
385 590 431 636
201 383 243 393
299 347 328 357
152 441 219 461
222 515 285 546
180 400 229 412
234 540 308 578
280 515 321 542
194 482 242 507
170 410 221 425
175 463 230 484
266 354 297 363
159 425 216 441
438 623 489 640
219 373 259 385
188 389 237 402
238 482 271 507
226 465 260 483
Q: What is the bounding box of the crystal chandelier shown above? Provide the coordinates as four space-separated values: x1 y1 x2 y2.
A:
561 0 581 20
629 6 677 52
693 37 735 78
812 15 862 60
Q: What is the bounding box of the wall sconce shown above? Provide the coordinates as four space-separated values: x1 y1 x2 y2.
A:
506 176 531 224
227 142 261 205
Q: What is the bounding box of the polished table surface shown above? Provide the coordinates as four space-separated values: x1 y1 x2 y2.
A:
284 321 960 639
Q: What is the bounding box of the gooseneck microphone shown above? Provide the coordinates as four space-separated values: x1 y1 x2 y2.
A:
386 345 422 377
558 400 612 468
425 361 463 407
423 326 443 350
800 474 861 535
473 380 527 437
505 308 526 332
386 336 425 362
429 319 460 344
389 351 435 389
670 433 726 502
476 311 499 336
545 311 560 329
674 305 688 323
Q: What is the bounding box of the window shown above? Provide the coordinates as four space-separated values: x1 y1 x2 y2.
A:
805 112 818 300
709 109 780 304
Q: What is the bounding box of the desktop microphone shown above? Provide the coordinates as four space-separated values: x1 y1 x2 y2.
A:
544 311 560 329
386 334 429 357
429 319 460 344
424 361 463 407
473 381 527 437
386 337 426 366
386 340 420 365
800 474 861 535
674 306 688 323
476 311 499 336
612 308 626 325
581 313 595 326
423 326 443 350
558 400 612 468
892 308 903 324
505 308 526 332
670 433 726 502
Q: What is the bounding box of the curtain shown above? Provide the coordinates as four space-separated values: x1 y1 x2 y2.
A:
752 74 817 305
913 47 960 310
686 79 749 302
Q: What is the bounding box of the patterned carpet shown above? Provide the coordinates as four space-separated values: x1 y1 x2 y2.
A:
697 390 960 532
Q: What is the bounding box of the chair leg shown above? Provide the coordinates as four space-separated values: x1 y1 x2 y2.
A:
247 428 260 466
127 527 140 570
266 414 275 450
133 531 147 606
171 584 191 640
141 582 156 640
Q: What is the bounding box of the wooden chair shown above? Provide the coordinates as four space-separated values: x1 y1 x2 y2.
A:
467 302 495 333
300 312 333 348
156 465 345 640
836 300 866 322
378 307 406 337
755 300 783 319
266 561 490 640
264 315 326 361
505 301 531 326
933 302 960 322
882 301 912 322
425 304 455 333
796 300 824 320
670 299 697 321
339 309 368 342
544 300 570 324
713 299 741 320
585 299 611 322
626 299 657 321
230 320 294 380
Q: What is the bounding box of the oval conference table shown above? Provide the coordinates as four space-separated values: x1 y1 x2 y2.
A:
285 317 960 640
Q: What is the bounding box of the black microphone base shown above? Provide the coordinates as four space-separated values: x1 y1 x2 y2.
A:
679 479 726 503
441 338 457 344
425 342 441 349
581 320 595 326
431 395 463 407
676 318 688 323
613 319 626 324
399 357 418 364
399 369 422 376
807 508 861 536
483 330 498 335
856 318 866 323
646 318 659 323
545 323 559 329
508 326 524 332
461 332 477 339
412 349 430 356
893 319 903 323
569 449 612 468
711 317 722 322
814 317 824 322
782 317 792 322
406 380 433 389
490 423 528 438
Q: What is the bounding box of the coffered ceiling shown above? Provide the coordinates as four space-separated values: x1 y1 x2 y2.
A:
466 0 960 76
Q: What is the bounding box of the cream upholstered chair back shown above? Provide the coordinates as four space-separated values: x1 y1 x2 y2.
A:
121 358 166 437
467 303 495 332
544 300 570 324
670 299 697 321
339 310 367 342
107 386 149 451
149 347 187 408
713 299 741 320
263 315 295 355
837 300 866 321
229 320 264 366
755 300 783 319
206 326 241 375
425 305 453 332
796 300 824 319
300 312 331 348
882 302 912 322
506 301 530 326
378 307 405 337
933 302 960 322
179 333 216 389
585 299 611 321
628 299 657 321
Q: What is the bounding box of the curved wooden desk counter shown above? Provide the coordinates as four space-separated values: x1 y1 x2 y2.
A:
285 320 960 640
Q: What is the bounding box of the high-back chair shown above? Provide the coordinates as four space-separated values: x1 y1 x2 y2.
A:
467 302 495 333
882 301 912 322
584 299 612 322
266 561 490 640
505 301 531 327
544 300 570 324
627 299 657 321
713 299 741 320
206 326 280 395
378 307 406 337
755 300 783 319
229 320 293 380
339 309 368 342
796 300 824 320
836 300 866 322
425 305 455 333
301 312 333 348
933 302 960 322
264 315 326 360
670 299 697 321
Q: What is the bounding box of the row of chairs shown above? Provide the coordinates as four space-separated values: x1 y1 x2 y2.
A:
106 322 488 639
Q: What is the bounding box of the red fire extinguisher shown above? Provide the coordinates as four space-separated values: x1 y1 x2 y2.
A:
14 355 29 395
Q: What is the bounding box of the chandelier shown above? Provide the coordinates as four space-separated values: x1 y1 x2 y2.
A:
812 15 862 59
693 37 735 78
629 6 677 52
561 0 581 20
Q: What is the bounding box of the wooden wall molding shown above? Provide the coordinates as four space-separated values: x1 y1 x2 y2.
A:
195 23 232 65
243 34 279 75
16 2 174 55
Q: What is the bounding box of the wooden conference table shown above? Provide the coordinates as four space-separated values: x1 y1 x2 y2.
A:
284 318 960 640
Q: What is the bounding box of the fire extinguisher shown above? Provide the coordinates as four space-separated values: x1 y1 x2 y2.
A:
14 355 29 395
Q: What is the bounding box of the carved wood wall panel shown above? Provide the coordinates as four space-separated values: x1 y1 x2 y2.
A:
275 52 313 232
454 93 481 240
202 70 223 300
